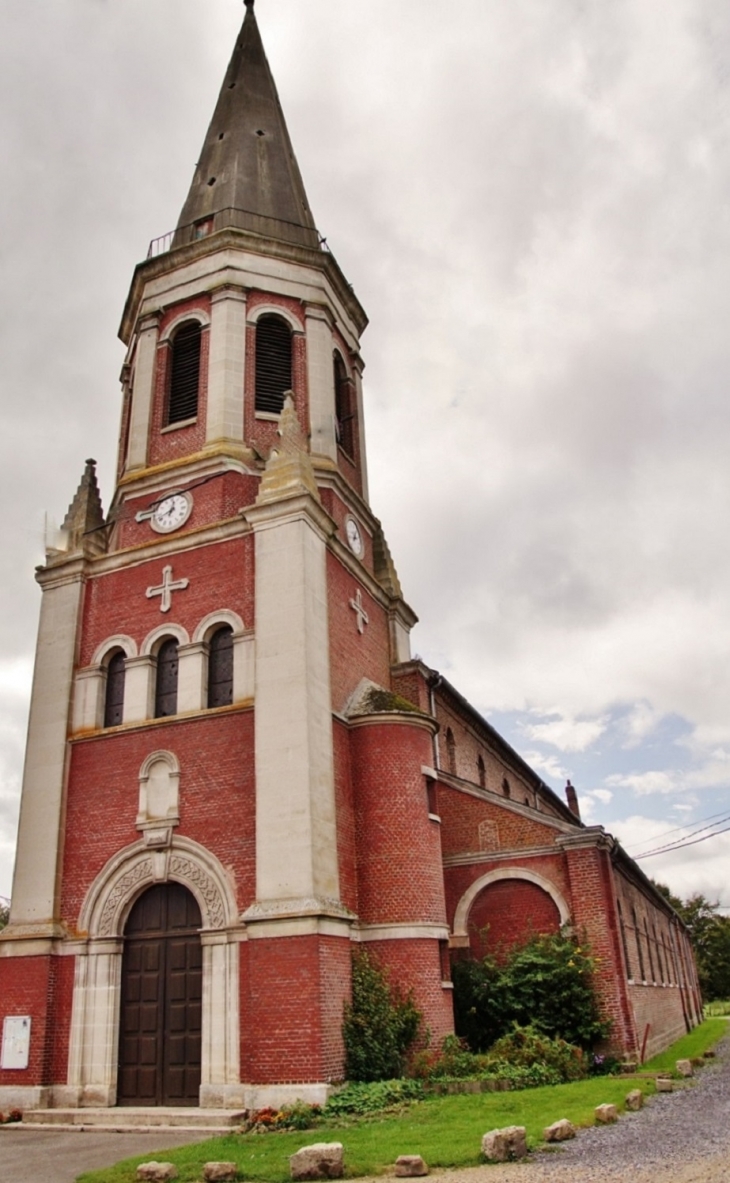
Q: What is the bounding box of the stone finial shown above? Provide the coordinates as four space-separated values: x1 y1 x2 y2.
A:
290 1143 344 1180
543 1119 576 1142
256 395 320 506
625 1089 644 1111
57 458 107 557
481 1126 527 1162
595 1103 618 1124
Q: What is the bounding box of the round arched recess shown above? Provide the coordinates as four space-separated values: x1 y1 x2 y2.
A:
453 867 570 943
68 836 241 1109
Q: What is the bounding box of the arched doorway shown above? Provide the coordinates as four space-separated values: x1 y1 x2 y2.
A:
118 882 202 1106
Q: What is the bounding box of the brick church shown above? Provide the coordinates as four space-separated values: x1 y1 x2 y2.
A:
0 1 701 1112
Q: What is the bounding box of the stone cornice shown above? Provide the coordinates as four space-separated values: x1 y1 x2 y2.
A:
243 490 336 541
347 710 438 735
442 845 562 868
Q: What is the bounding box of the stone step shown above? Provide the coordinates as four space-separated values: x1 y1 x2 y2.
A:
21 1107 246 1130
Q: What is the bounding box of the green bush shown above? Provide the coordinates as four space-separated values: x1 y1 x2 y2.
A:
342 950 422 1081
410 1028 588 1087
452 930 610 1052
485 1025 587 1081
323 1078 424 1117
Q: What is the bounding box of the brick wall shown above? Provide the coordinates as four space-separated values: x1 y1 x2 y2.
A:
244 933 351 1083
79 534 255 666
362 938 454 1049
62 710 256 926
465 878 561 959
350 719 446 927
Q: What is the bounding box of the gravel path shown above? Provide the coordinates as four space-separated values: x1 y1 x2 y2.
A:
415 1032 730 1183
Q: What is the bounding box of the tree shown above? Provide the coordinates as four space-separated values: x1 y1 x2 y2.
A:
0 898 9 931
653 883 730 1001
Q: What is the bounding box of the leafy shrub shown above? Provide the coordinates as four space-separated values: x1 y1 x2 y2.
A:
323 1078 424 1117
412 1029 587 1087
485 1025 587 1081
453 930 610 1052
343 950 422 1081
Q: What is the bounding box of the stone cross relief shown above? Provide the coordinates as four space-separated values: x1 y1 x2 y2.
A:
349 588 369 634
146 565 189 613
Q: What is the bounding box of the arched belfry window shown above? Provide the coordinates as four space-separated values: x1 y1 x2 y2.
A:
167 321 202 424
334 352 355 458
255 314 292 415
155 639 179 718
208 625 233 708
104 649 126 728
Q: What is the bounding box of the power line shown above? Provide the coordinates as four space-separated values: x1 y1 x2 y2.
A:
626 807 730 853
632 813 730 859
635 822 730 860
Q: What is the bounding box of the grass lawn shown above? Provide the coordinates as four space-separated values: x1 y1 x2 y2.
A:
77 1077 651 1183
77 1019 728 1183
642 1017 728 1074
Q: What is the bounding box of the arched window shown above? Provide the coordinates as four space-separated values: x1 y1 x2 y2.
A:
104 649 126 728
334 353 354 458
255 314 292 414
477 754 486 789
167 321 202 424
502 776 511 798
155 639 179 718
208 625 234 708
445 728 456 775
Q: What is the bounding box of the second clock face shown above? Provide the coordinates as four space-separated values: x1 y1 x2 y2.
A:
345 515 364 557
151 492 193 534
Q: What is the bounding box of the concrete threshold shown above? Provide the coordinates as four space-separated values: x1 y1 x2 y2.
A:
19 1108 245 1131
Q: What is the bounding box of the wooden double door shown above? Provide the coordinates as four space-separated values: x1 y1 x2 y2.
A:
118 883 202 1106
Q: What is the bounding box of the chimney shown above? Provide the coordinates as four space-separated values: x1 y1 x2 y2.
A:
565 779 581 820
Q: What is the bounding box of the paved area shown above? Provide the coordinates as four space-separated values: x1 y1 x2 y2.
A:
0 1126 204 1183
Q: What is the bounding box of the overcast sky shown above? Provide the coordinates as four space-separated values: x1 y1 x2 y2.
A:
1 0 729 909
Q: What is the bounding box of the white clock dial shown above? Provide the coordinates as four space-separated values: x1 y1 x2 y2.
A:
345 516 364 557
151 492 193 534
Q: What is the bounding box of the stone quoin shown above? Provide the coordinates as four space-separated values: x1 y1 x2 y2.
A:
0 3 702 1111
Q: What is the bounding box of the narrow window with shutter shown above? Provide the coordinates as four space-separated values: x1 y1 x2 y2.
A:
208 625 234 708
155 639 179 718
104 649 126 728
334 353 355 457
255 314 292 414
167 321 202 425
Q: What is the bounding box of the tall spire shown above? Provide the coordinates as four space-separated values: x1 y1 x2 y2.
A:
175 2 319 250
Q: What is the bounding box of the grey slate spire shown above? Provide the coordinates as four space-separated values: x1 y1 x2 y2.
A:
175 2 320 250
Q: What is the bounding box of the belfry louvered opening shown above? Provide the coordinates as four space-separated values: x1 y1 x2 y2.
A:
167 321 202 424
255 314 292 414
334 352 355 458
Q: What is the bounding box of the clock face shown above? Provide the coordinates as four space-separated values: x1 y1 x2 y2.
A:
151 492 192 534
345 516 364 557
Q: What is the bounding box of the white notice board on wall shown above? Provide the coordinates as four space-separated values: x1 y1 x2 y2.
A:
1 1016 31 1070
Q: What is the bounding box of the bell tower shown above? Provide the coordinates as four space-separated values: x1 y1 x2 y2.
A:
0 1 452 1112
